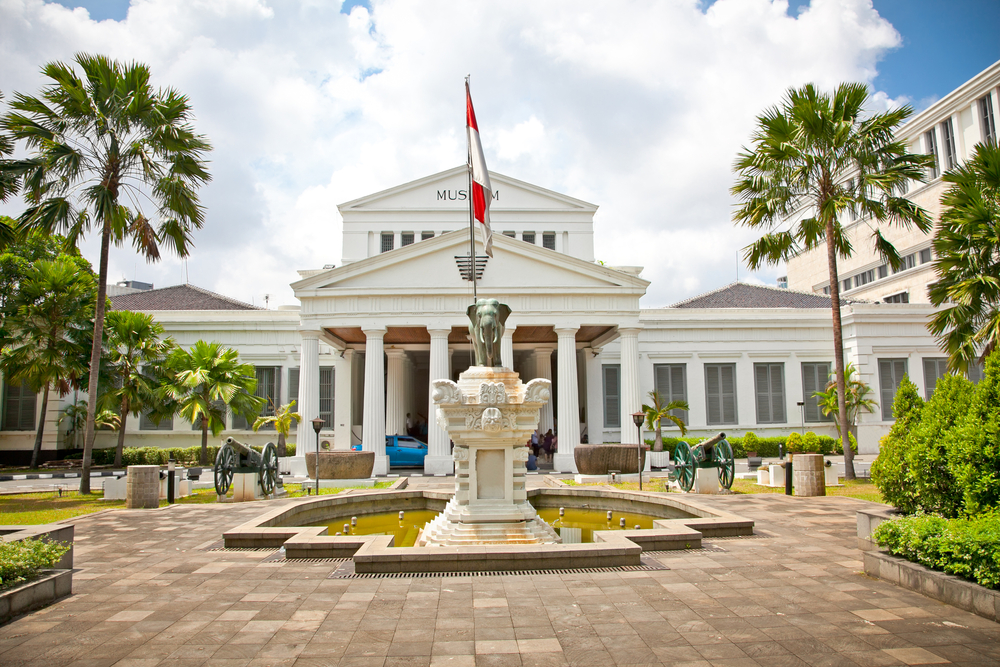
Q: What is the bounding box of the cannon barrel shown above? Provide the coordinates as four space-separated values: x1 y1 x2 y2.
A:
696 432 726 448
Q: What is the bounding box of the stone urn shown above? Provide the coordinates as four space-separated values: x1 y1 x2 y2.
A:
574 444 647 475
305 451 375 479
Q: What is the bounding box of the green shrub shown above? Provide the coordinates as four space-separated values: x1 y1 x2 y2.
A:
904 373 974 518
802 432 821 454
0 538 71 591
871 376 923 514
874 511 1000 590
285 443 295 457
944 350 1000 516
785 432 802 454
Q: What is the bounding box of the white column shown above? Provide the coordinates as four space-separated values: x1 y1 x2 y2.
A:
294 331 320 462
619 328 641 445
362 327 388 476
553 328 580 473
534 346 555 435
333 349 353 450
385 349 406 436
425 328 454 475
501 325 516 370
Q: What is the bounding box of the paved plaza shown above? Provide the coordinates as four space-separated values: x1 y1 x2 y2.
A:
2 479 999 667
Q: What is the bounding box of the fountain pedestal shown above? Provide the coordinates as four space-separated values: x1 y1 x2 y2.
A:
418 367 560 546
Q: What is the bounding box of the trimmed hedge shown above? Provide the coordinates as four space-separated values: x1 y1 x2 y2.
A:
91 441 296 467
874 512 1000 590
653 432 838 459
0 538 71 591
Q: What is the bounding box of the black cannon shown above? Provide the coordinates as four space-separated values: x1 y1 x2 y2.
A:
670 432 735 492
214 437 279 496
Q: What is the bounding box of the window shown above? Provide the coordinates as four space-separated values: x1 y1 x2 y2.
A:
421 231 435 241
878 358 908 420
969 361 984 384
854 269 875 288
941 119 957 170
2 380 36 431
842 278 852 292
319 367 334 425
980 95 997 145
502 231 516 238
522 232 535 244
288 368 299 405
925 129 939 179
920 248 932 264
542 232 556 250
822 286 830 295
141 411 172 430
893 253 916 273
877 264 888 279
754 363 785 424
801 362 833 423
653 364 687 424
233 366 281 429
401 232 414 247
705 364 737 425
380 233 394 253
923 357 950 400
884 291 909 304
602 364 620 428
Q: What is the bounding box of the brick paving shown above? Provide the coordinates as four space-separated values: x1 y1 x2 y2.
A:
2 481 999 667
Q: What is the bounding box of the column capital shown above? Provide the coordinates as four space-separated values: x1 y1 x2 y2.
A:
362 326 386 337
617 327 642 337
533 345 557 353
384 348 407 358
427 327 452 339
503 324 517 334
553 326 579 338
299 329 322 341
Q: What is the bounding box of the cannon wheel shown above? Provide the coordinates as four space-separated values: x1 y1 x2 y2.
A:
714 438 735 489
259 443 278 495
214 443 236 496
673 441 695 492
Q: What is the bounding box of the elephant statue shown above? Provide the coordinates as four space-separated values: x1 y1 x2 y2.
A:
467 298 511 368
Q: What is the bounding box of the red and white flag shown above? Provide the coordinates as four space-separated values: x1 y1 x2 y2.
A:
466 80 493 257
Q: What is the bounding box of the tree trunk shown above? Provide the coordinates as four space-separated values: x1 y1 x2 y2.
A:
30 384 49 469
653 420 663 452
114 395 129 468
826 217 855 480
81 223 112 494
201 417 209 466
277 432 286 457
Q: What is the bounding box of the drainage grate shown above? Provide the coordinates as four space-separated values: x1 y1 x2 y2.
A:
203 539 280 553
261 551 348 564
328 556 667 579
647 544 728 555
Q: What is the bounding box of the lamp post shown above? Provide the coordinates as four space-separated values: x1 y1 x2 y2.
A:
797 400 805 435
631 411 645 491
311 417 324 496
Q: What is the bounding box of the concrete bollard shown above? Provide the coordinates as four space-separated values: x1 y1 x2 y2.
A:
793 454 826 497
125 465 161 509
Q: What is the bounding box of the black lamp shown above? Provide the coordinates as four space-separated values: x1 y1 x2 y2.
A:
311 417 325 495
631 411 645 491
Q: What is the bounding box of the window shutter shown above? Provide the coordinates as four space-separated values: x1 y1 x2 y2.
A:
879 360 894 420
669 365 687 422
755 364 770 423
706 365 721 425
603 365 620 428
923 358 947 400
4 381 36 431
288 368 299 406
721 364 736 424
319 367 334 424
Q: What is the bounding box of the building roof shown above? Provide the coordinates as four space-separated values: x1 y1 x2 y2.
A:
668 282 850 309
110 284 261 311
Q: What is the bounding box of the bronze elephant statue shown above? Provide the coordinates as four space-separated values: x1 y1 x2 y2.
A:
467 298 511 367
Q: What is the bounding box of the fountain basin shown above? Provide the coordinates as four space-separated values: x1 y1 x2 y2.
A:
223 482 753 572
574 444 648 474
305 451 375 479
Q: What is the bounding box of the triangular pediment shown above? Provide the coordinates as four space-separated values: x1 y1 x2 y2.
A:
338 166 597 213
292 230 646 295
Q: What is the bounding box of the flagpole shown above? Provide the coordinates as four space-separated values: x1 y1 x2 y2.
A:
466 75 477 304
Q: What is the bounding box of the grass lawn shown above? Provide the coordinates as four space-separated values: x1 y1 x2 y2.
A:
283 481 393 498
572 475 884 503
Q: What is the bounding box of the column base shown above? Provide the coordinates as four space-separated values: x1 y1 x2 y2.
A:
423 455 454 476
552 452 577 474
372 455 389 477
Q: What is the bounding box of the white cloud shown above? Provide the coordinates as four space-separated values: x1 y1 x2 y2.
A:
0 0 903 307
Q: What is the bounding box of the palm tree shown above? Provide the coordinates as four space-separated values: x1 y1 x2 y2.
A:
928 142 1000 375
158 341 263 465
814 362 877 452
59 398 119 448
253 399 302 457
732 83 933 479
0 54 211 492
1 257 96 467
101 310 175 468
0 92 20 206
641 390 689 452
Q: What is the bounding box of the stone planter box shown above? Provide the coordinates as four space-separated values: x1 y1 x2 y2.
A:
574 444 647 474
305 451 375 479
793 453 825 496
863 550 1000 623
756 468 769 485
647 450 671 469
0 569 73 625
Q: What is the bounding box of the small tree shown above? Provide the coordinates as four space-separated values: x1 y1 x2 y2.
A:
158 341 262 465
871 377 923 513
641 390 689 452
253 400 302 457
814 362 877 448
102 310 175 468
928 142 1000 375
1 257 96 467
